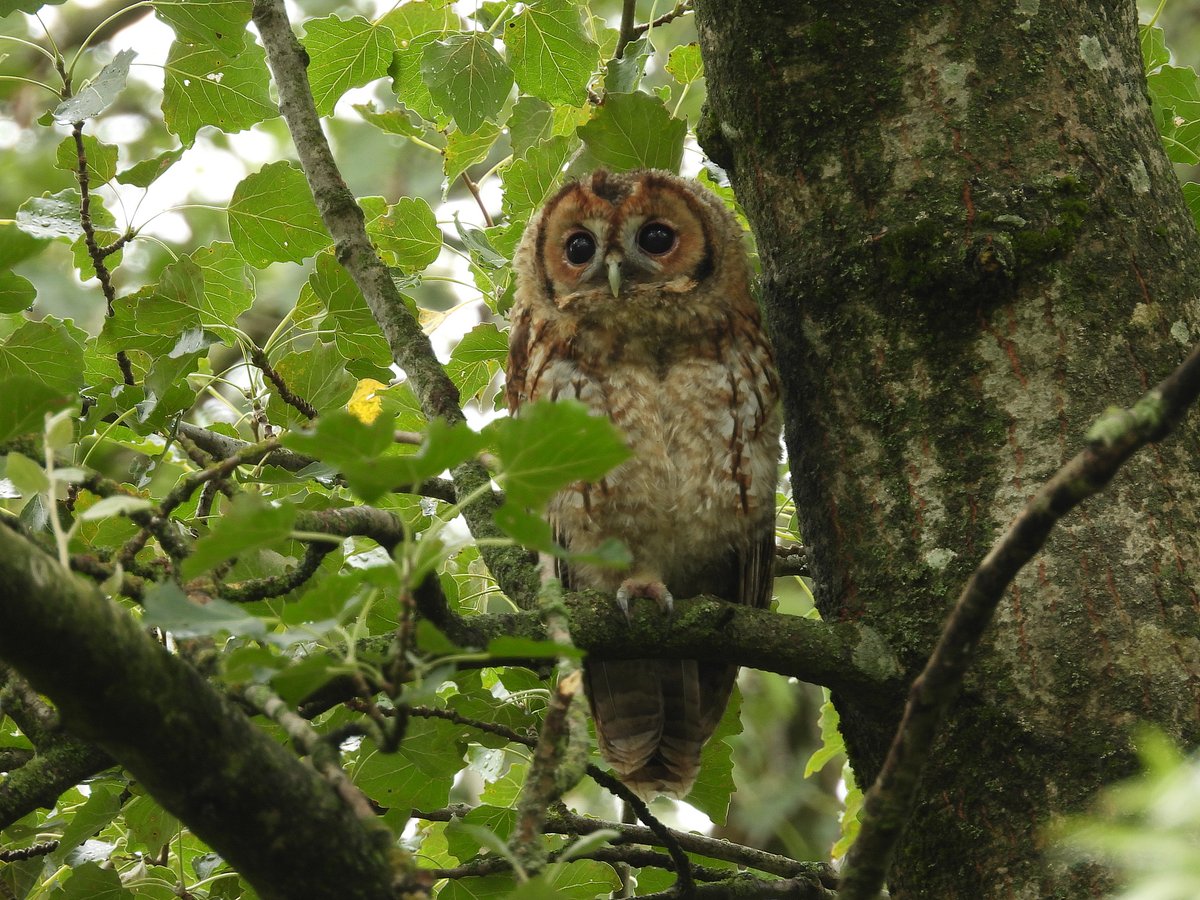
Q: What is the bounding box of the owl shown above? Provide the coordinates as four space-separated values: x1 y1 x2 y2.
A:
506 169 781 800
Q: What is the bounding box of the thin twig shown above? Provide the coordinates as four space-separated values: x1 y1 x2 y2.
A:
0 841 59 862
71 122 134 385
460 171 494 227
837 342 1200 900
630 0 694 38
221 543 334 603
247 345 318 420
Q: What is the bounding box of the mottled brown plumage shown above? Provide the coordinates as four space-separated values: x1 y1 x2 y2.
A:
506 169 781 799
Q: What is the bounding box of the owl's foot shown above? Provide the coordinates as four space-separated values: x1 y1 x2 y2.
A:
615 579 674 622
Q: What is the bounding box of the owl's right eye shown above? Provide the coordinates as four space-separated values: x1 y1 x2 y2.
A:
564 232 596 265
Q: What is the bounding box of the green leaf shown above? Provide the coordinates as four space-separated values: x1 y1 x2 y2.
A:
540 860 621 898
0 221 49 269
54 134 118 185
53 50 135 122
56 783 123 858
500 134 575 224
0 271 35 313
264 341 356 427
805 689 846 776
16 188 113 240
0 0 65 13
153 0 250 56
577 91 686 172
421 34 513 133
191 241 255 326
683 685 742 825
447 322 506 401
100 260 204 356
284 412 484 503
354 101 424 137
487 399 631 508
504 0 598 106
5 452 48 495
352 722 467 811
438 874 514 900
142 580 269 638
116 147 185 188
444 123 501 183
180 493 298 580
378 0 459 43
78 495 154 521
304 15 395 117
368 196 442 271
163 39 276 146
228 162 331 267
486 635 583 659
665 42 704 84
446 805 517 861
1140 25 1169 73
310 254 391 366
507 96 554 155
603 36 651 94
0 318 86 393
123 794 180 854
390 33 446 124
1148 65 1200 166
0 378 73 442
1183 182 1200 229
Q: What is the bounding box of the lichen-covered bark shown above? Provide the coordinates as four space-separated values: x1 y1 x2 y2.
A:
696 1 1200 896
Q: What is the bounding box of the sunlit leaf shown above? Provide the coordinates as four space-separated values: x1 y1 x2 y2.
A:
504 0 598 106
153 0 251 56
163 39 276 146
577 91 686 172
368 196 442 271
304 15 395 117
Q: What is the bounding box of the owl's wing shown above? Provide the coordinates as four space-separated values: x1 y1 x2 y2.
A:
504 302 533 414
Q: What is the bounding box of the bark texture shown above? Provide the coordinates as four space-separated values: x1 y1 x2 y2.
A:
695 1 1200 897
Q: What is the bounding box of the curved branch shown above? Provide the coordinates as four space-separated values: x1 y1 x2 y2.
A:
0 525 395 900
249 0 540 609
837 341 1200 900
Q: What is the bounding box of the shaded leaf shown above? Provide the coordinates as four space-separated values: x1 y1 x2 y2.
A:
0 271 35 313
116 147 186 188
444 123 501 183
264 341 356 427
143 580 269 638
180 494 298 580
0 318 87 393
500 134 575 224
0 378 72 442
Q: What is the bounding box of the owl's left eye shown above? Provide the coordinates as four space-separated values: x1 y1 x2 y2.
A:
637 222 676 255
565 232 596 265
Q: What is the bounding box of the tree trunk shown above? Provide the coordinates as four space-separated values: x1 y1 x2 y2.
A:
695 1 1200 896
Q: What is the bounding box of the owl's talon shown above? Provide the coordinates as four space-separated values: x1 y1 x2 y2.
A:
616 579 673 621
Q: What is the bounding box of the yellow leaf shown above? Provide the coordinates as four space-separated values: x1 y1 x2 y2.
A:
348 378 387 424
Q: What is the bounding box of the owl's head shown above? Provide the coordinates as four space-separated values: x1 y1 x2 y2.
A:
514 169 751 321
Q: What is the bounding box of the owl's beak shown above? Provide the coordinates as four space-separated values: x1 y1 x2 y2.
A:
607 257 622 298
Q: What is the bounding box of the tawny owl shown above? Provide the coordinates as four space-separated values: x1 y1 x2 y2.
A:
506 169 781 800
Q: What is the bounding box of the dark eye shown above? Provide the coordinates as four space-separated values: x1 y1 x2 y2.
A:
565 231 596 265
637 222 676 255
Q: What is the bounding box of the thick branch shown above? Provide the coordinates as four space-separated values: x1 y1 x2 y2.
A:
463 593 902 700
838 343 1200 900
0 526 394 900
249 0 540 608
0 737 114 831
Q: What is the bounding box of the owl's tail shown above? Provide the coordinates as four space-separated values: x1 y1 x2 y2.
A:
584 658 737 801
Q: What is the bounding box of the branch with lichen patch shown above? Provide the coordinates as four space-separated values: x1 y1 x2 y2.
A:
837 341 1200 900
249 0 540 610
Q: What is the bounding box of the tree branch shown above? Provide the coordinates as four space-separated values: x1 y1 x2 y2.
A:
0 526 395 900
249 0 540 609
837 341 1200 900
